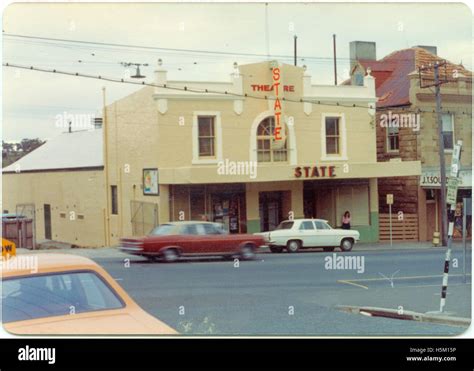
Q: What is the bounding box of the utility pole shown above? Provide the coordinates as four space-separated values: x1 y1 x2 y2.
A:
439 140 462 313
102 86 111 246
333 34 337 85
265 3 270 60
294 35 297 66
419 61 449 246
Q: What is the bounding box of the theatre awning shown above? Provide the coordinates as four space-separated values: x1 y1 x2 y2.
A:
158 160 421 184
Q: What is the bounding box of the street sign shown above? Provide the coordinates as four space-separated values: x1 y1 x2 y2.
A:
2 238 16 258
450 142 462 178
446 177 459 205
450 162 459 178
386 194 394 205
452 142 462 160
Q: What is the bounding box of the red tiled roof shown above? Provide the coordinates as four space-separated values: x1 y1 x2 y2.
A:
355 47 471 108
359 49 415 107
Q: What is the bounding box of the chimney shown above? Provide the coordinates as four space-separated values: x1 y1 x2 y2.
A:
93 117 103 129
413 45 437 55
154 58 167 86
350 41 376 70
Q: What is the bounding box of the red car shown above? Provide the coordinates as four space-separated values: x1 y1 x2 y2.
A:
119 221 267 262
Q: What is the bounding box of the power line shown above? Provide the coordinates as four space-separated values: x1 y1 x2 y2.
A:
3 32 424 63
3 62 472 117
3 62 377 110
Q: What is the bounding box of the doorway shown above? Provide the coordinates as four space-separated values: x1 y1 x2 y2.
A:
44 204 52 240
259 192 283 232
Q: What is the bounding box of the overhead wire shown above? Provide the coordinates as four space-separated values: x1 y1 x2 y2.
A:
3 62 472 117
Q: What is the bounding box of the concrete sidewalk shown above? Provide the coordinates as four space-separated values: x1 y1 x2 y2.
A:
14 240 471 259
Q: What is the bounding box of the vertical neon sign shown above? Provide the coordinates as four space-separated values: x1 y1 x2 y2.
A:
272 66 282 142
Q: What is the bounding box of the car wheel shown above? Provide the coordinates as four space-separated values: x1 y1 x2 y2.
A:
240 244 256 260
286 240 301 253
340 239 354 252
323 247 335 252
270 246 283 253
162 248 179 263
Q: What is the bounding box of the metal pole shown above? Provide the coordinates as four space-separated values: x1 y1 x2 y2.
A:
102 87 111 246
333 34 337 86
294 35 297 66
439 141 462 312
463 198 467 284
389 203 393 246
434 63 448 246
440 204 455 312
264 3 269 60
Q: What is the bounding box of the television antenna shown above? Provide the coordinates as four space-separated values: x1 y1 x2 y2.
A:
120 62 148 78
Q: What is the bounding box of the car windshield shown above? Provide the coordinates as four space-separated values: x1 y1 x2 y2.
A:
150 224 177 236
1 271 124 323
276 221 294 230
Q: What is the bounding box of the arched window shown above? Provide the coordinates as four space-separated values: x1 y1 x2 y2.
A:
256 117 288 162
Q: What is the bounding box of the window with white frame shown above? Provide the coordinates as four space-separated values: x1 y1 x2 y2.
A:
198 116 215 157
256 117 288 162
321 114 347 161
192 111 222 164
387 125 399 152
325 117 340 155
441 113 454 151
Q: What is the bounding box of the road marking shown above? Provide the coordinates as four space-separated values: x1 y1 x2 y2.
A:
342 273 471 283
402 283 471 289
337 280 369 290
337 274 471 290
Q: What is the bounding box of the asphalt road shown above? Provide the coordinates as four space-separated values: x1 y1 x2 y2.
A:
94 248 472 336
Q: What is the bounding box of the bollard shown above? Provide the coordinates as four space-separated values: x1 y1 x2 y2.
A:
432 231 440 246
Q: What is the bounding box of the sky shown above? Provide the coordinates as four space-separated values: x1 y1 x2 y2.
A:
2 2 472 142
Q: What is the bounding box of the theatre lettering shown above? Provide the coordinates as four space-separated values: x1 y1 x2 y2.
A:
294 166 336 178
250 84 295 92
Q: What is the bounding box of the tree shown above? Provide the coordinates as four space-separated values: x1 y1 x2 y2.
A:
2 138 46 167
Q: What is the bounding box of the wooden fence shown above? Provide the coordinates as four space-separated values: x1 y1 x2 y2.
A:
379 213 418 241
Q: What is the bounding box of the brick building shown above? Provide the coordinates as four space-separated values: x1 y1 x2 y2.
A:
348 42 472 241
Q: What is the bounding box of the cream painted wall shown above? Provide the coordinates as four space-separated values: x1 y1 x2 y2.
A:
105 86 162 244
102 61 386 240
2 170 106 247
153 62 377 170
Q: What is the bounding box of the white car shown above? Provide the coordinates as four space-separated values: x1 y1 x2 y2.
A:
255 219 360 253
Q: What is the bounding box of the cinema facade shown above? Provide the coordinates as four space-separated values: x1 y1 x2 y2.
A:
98 60 421 246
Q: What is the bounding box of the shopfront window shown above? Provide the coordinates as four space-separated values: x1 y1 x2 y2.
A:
257 117 287 162
441 113 454 151
325 117 340 155
198 116 215 157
